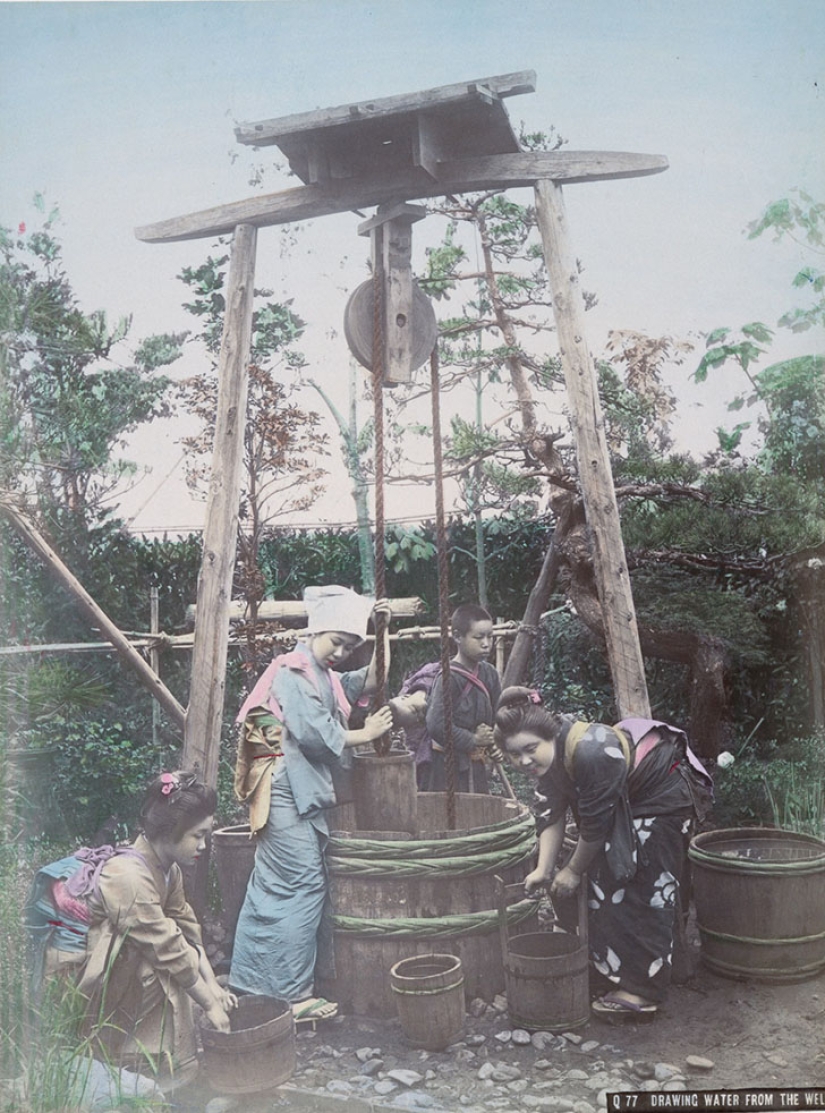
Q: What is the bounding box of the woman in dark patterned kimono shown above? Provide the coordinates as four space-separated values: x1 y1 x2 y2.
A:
493 687 712 1017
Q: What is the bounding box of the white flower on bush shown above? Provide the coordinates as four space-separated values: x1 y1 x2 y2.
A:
717 751 735 769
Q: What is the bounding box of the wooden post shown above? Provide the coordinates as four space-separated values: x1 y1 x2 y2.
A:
183 223 258 787
357 202 429 385
534 179 650 719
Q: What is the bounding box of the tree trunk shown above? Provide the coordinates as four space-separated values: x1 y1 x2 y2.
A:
502 517 565 688
534 178 649 720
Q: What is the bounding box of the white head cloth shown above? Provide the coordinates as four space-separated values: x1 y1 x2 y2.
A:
303 585 374 641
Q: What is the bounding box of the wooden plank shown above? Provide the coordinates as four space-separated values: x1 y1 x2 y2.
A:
183 223 258 788
0 498 186 728
234 71 536 145
533 179 650 720
135 151 669 243
184 595 427 627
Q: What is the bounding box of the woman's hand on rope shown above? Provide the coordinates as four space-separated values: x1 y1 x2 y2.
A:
372 598 393 621
363 705 393 741
550 864 581 897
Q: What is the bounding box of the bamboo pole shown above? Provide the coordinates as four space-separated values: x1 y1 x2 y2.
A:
0 498 186 728
534 179 650 719
150 587 160 749
183 223 257 788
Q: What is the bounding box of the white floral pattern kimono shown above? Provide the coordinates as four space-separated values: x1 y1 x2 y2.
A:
535 719 711 1004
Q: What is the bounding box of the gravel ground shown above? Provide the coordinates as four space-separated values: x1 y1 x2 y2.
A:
173 938 825 1113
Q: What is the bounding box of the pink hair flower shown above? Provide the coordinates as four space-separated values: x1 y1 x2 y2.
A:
160 772 179 796
18 222 26 235
529 690 541 704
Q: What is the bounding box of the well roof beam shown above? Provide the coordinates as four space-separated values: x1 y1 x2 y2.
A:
135 151 668 244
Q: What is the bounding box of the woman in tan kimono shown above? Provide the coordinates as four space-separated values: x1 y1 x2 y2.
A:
74 771 235 1086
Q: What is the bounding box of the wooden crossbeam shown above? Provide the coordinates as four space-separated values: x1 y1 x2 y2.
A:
135 151 668 244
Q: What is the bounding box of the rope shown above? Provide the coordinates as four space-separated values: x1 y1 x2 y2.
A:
371 254 390 756
332 897 538 939
328 811 534 860
328 841 534 880
430 347 457 826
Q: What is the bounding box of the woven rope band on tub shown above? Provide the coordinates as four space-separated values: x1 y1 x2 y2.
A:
392 978 465 997
698 925 825 946
327 812 535 861
332 897 537 939
328 841 533 879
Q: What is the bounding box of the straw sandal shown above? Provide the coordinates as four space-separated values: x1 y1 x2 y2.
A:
592 993 657 1019
292 997 339 1026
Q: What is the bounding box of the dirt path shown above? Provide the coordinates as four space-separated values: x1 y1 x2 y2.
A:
179 955 825 1113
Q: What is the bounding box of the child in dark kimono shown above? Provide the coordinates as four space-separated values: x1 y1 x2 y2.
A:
425 603 502 793
494 687 712 1017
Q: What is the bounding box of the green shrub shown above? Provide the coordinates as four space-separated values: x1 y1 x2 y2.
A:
711 731 825 837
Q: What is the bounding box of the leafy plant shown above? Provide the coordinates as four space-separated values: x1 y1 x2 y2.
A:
712 732 825 834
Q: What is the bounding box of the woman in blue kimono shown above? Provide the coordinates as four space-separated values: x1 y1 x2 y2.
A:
493 687 712 1018
229 586 393 1025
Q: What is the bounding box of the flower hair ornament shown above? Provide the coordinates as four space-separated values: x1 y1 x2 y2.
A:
160 772 180 796
158 770 196 799
528 690 542 704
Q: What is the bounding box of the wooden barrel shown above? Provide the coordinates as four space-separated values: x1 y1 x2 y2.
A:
199 994 295 1094
390 953 465 1050
689 827 825 982
212 824 255 940
504 931 589 1031
322 793 536 1017
353 749 418 835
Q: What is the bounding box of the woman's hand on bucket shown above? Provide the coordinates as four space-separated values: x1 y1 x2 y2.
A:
523 867 551 894
205 1000 233 1033
218 987 238 1013
550 864 581 897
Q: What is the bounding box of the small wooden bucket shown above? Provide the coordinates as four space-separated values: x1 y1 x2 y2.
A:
390 952 465 1050
199 994 295 1094
497 876 590 1031
212 824 255 940
353 749 418 835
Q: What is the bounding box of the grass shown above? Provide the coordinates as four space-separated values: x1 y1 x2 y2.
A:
0 830 167 1112
712 730 825 838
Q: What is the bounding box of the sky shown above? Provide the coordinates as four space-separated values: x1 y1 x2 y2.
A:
1 0 823 534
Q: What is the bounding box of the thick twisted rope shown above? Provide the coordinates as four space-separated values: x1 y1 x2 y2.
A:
371 257 390 755
327 810 534 860
328 840 534 880
430 347 457 826
332 897 538 939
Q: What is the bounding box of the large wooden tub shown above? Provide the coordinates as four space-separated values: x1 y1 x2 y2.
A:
321 793 536 1017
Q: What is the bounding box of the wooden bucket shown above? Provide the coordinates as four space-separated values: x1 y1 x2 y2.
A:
390 953 465 1050
322 794 536 1017
212 824 255 940
497 876 590 1031
689 827 825 982
353 749 418 835
199 994 295 1094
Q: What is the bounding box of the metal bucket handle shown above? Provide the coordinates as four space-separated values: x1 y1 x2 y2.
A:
495 873 588 956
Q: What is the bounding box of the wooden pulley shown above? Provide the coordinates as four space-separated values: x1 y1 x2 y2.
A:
344 278 437 385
